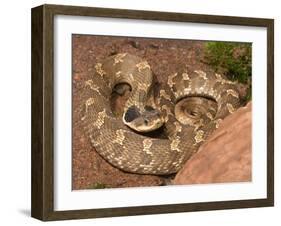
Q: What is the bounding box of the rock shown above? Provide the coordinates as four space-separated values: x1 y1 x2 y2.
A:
173 102 252 185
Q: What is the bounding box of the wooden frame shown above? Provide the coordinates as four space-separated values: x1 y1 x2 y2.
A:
31 4 274 221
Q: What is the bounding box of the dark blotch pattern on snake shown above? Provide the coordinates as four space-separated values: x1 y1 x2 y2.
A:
81 53 241 175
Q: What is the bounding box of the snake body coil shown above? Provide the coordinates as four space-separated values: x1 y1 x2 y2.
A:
81 53 241 175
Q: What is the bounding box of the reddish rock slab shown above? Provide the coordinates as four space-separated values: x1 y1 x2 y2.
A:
173 102 252 185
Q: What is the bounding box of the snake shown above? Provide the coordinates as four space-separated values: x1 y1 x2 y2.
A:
80 53 241 175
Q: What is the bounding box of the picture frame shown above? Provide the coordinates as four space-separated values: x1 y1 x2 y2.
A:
31 4 274 221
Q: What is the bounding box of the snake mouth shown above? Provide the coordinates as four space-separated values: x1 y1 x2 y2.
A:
125 119 163 133
123 106 164 133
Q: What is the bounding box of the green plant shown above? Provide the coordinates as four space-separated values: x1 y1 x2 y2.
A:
87 182 108 189
204 41 252 84
244 85 252 102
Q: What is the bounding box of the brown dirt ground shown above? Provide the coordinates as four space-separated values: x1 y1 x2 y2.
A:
72 35 246 190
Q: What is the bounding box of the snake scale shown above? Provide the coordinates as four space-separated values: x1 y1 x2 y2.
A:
80 53 241 175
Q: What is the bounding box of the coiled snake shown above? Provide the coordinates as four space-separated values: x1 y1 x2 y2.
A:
81 53 241 175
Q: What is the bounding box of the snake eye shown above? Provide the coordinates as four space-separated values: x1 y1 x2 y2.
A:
144 119 149 125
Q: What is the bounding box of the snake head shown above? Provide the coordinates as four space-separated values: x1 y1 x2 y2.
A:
123 106 163 133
